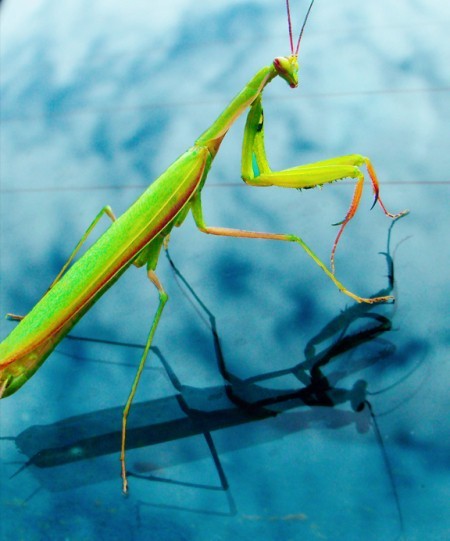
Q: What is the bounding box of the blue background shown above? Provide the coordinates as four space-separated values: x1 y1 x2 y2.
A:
1 1 449 540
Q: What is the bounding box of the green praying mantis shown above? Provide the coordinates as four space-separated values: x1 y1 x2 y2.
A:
0 0 408 493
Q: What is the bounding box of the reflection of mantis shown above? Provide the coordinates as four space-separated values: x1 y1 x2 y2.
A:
0 0 408 492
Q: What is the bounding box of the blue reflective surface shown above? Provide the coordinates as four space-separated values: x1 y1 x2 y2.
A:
1 1 449 540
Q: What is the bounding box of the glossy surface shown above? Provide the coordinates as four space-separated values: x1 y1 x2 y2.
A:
1 1 449 540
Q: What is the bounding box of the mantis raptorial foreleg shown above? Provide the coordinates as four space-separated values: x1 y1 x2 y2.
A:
242 95 407 272
120 268 168 494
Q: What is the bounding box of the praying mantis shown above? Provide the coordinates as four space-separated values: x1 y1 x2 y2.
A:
0 0 408 493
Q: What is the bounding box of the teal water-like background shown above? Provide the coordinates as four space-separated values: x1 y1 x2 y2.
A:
1 1 449 540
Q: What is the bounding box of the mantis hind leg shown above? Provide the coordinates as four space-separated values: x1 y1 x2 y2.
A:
5 205 117 322
120 268 168 494
48 205 117 289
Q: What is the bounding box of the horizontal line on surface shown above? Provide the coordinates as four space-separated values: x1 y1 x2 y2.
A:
1 180 448 194
1 87 449 122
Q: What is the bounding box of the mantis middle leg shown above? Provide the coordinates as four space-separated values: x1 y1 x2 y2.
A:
191 194 386 304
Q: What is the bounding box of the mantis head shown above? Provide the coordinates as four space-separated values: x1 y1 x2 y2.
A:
273 55 299 88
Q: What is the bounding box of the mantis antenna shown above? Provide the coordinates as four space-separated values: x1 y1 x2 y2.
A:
286 0 317 56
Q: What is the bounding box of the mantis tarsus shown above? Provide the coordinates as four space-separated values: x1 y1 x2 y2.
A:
0 0 408 493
